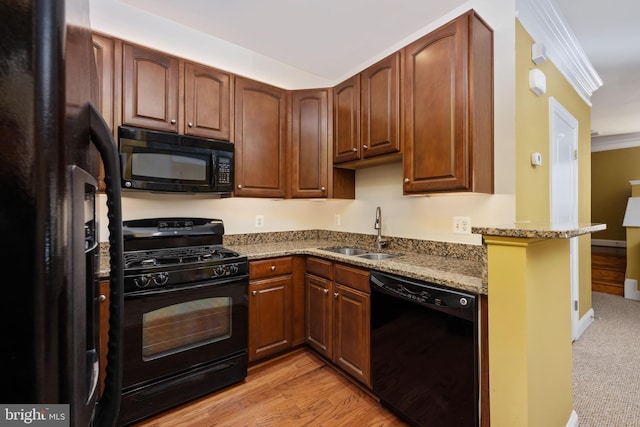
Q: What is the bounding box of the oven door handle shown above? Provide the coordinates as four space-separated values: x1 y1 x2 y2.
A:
89 103 124 427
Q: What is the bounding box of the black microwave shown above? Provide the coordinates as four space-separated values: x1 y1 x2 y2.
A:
118 126 234 195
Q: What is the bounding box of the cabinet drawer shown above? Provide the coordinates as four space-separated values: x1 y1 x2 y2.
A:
334 263 369 293
250 257 293 280
306 257 333 280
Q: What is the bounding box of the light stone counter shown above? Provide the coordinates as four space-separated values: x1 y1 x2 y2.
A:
472 222 606 239
101 230 487 294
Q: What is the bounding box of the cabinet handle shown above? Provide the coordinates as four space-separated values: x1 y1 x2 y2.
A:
323 289 329 295
188 122 193 127
352 147 357 152
334 292 339 299
252 290 257 296
363 145 369 150
170 119 176 125
99 294 106 302
404 178 410 183
270 265 276 271
237 184 242 189
321 187 326 191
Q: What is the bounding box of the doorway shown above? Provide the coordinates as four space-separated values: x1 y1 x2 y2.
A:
549 97 580 340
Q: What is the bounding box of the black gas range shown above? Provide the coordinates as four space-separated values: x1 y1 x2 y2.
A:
118 217 249 426
122 217 247 293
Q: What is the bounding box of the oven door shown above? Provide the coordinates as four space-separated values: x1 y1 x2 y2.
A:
122 277 248 389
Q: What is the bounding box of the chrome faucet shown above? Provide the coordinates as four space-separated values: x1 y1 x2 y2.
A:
374 206 387 250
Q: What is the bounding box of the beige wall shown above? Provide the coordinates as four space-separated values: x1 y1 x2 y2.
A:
515 21 593 316
591 147 640 241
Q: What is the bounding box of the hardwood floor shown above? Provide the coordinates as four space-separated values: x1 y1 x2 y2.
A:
133 348 408 427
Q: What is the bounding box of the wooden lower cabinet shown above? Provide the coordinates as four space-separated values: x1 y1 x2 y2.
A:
98 279 110 395
248 256 306 362
305 257 371 387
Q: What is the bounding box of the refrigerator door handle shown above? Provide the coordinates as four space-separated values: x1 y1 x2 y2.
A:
89 103 124 427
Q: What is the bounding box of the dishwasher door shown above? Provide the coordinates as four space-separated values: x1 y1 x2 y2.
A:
370 271 478 427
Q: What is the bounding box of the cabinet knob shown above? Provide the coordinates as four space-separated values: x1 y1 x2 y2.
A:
188 122 193 127
321 187 326 192
270 265 276 271
334 292 339 299
323 289 329 295
170 119 176 125
363 145 369 150
252 290 257 296
352 147 358 152
99 294 106 302
404 178 410 183
237 184 242 189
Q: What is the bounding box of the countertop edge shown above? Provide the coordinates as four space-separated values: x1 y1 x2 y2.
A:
472 223 606 239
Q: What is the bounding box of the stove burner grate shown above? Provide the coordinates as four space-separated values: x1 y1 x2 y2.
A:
124 246 240 269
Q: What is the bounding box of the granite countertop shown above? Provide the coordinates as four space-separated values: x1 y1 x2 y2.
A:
99 224 607 295
100 233 487 294
225 239 486 294
472 222 606 239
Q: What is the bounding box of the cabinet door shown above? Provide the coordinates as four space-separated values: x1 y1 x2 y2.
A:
122 43 179 132
92 33 116 193
184 62 233 140
402 11 493 193
98 280 110 396
234 77 287 197
361 52 400 158
290 89 328 198
305 273 333 358
333 284 371 387
333 75 360 164
249 276 292 362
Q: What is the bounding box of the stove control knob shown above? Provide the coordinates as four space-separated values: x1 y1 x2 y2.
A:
134 275 150 288
229 264 239 275
154 272 169 286
214 266 226 277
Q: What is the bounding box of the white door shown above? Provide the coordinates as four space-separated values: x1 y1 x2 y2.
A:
549 97 580 340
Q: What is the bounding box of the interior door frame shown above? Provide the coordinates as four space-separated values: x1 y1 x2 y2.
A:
549 96 580 340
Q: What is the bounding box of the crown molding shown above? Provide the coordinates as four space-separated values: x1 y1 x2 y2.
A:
591 132 640 152
516 0 603 106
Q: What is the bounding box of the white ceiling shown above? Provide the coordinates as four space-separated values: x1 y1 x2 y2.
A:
121 0 640 138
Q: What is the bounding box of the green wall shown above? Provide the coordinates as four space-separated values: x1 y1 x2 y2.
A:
591 147 640 241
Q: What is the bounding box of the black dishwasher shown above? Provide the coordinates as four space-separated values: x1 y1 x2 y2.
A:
370 271 478 427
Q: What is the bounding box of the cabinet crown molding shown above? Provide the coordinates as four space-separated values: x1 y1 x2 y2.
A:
516 0 603 105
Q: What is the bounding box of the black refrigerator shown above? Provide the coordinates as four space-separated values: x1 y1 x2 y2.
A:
0 0 124 426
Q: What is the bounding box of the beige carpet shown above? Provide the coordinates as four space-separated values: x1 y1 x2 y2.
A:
573 292 640 426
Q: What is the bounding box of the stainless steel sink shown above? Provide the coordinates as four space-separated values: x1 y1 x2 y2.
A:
355 252 398 260
322 247 369 256
321 247 398 260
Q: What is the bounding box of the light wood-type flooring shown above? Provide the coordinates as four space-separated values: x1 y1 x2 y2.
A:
133 348 408 426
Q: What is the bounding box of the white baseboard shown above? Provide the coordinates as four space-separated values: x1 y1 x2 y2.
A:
574 308 594 340
566 410 579 427
624 278 640 301
591 239 626 248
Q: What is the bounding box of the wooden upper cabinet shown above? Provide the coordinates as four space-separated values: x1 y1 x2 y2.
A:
333 75 360 164
361 52 401 159
92 33 115 133
122 43 179 132
184 62 233 140
91 33 116 192
290 89 329 198
234 76 287 198
402 10 493 194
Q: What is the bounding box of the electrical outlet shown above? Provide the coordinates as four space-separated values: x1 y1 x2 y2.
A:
255 215 264 228
334 214 341 226
453 216 471 234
